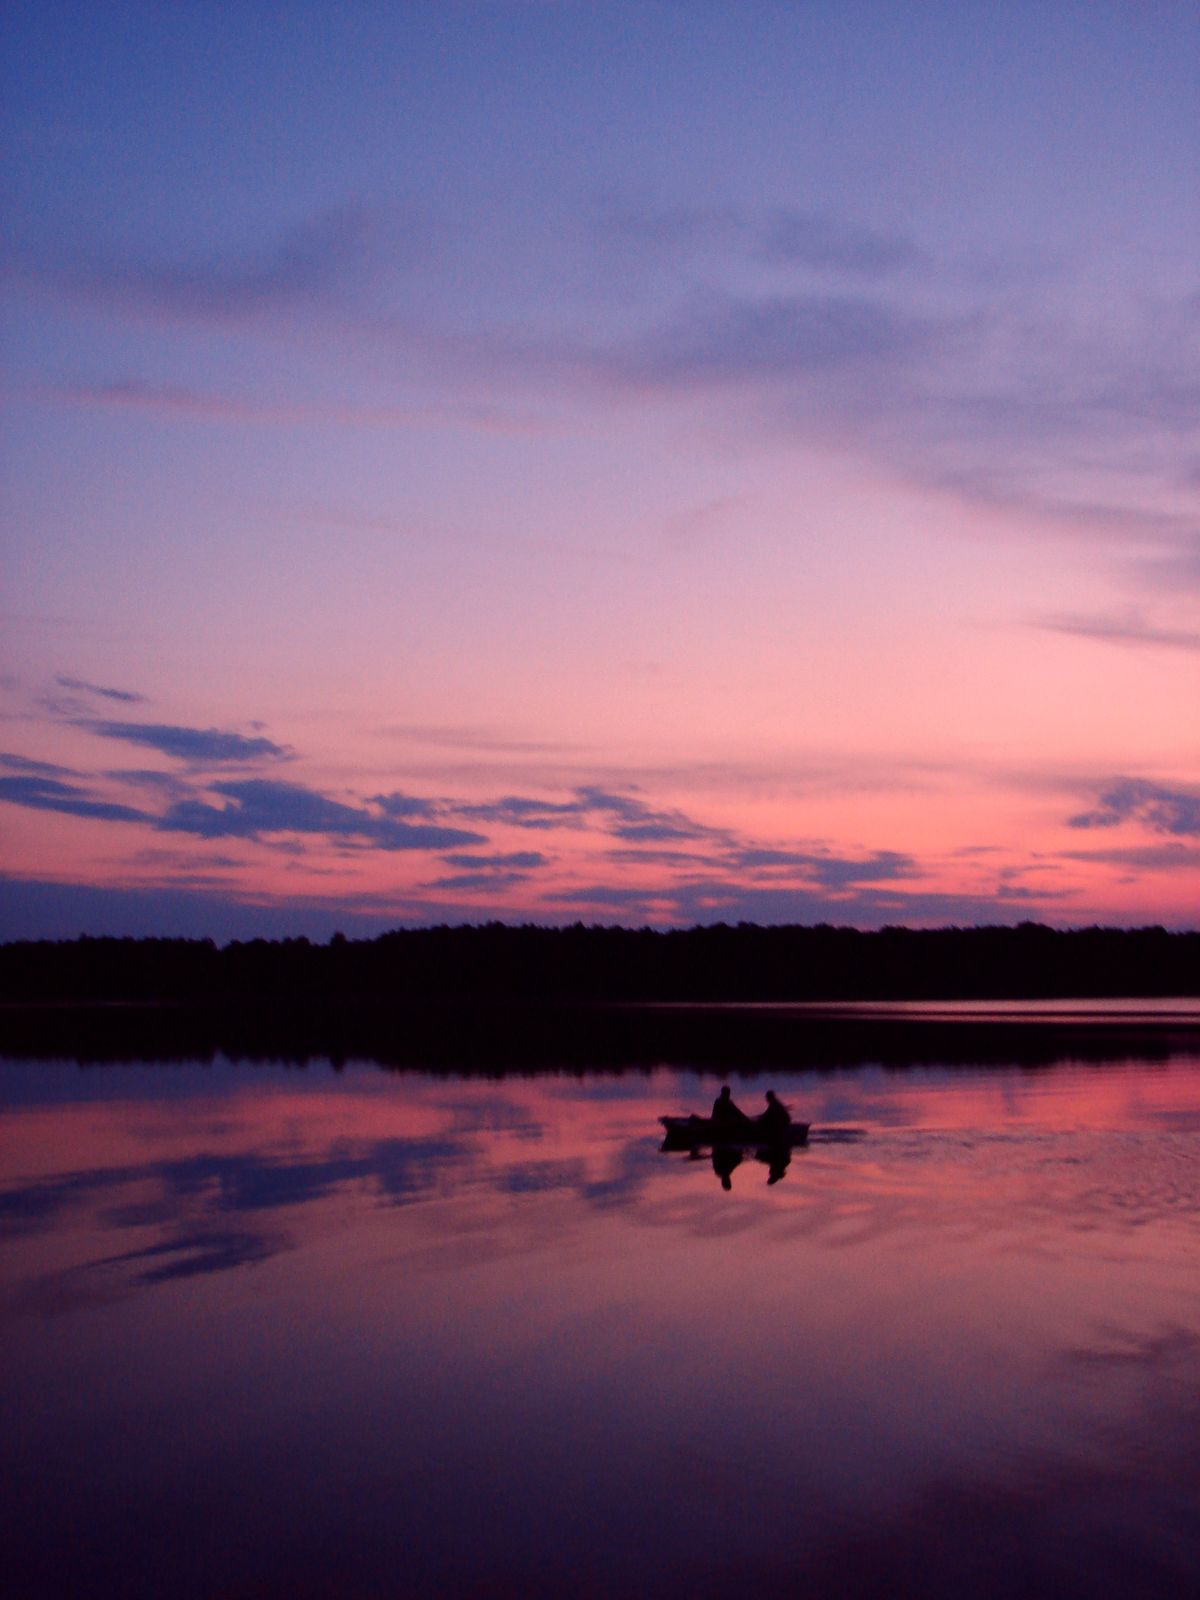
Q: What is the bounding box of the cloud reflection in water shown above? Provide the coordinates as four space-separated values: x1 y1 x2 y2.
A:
1 1054 1198 1599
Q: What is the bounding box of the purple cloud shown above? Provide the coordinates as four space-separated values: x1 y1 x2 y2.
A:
762 210 920 276
1035 611 1200 652
610 290 933 390
17 204 381 322
599 198 919 281
441 851 550 870
0 751 76 777
427 870 533 892
1062 843 1200 872
372 792 439 820
1068 779 1200 837
55 674 147 704
0 774 148 824
546 875 1071 928
729 848 917 887
158 778 484 851
458 795 586 829
83 722 291 765
574 787 723 843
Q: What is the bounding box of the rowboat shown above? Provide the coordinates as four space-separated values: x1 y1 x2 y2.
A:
660 1115 810 1147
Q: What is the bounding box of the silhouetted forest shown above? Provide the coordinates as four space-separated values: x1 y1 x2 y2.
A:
2 924 1198 1070
2 921 1197 1005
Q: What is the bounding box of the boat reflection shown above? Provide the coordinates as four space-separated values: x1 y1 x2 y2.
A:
661 1133 795 1188
658 1105 808 1187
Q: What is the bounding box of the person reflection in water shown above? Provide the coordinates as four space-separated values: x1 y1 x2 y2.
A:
705 1087 796 1190
712 1084 749 1124
755 1145 792 1185
711 1144 742 1191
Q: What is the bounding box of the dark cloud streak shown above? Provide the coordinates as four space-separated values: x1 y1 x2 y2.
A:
0 774 148 824
0 751 76 777
83 722 292 764
13 204 383 323
158 778 484 850
1036 611 1200 652
55 674 147 704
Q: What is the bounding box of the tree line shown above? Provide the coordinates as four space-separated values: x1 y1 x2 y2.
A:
2 921 1197 1003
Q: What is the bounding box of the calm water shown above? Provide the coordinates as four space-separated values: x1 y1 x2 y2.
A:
2 1015 1199 1599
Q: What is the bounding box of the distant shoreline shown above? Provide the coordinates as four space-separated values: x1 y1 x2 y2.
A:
3 923 1198 1069
2 922 1198 1005
3 991 1199 1073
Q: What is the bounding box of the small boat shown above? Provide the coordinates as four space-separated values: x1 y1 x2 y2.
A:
660 1115 810 1147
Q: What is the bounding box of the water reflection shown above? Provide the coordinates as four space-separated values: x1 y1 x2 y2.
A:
711 1143 740 1190
756 1144 790 1185
664 1140 794 1189
2 1047 1199 1599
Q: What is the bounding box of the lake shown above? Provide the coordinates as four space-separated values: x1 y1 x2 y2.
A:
2 1004 1199 1599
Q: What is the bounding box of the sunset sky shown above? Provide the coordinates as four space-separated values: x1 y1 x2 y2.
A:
2 1 1197 939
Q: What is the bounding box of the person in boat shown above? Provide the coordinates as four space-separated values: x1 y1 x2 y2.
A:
711 1084 750 1125
756 1090 792 1135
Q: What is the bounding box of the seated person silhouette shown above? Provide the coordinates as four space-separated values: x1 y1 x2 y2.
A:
711 1084 750 1125
757 1090 792 1135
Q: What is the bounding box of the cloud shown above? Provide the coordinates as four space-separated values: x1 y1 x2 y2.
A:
158 778 484 850
442 851 550 870
427 870 533 891
574 786 723 843
546 876 1071 928
83 722 292 764
0 751 75 777
0 874 405 942
600 198 740 252
1035 610 1200 652
456 786 909 875
460 228 1195 565
1062 843 1200 872
600 199 919 280
96 1229 276 1284
0 774 148 824
55 674 147 704
605 847 712 867
371 791 439 820
606 289 934 390
0 871 575 941
762 209 921 276
1068 779 1200 836
605 821 703 843
426 848 551 892
14 203 382 323
728 847 917 887
102 768 192 796
457 794 588 829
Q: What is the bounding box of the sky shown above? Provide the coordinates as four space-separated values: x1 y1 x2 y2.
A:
1 0 1197 940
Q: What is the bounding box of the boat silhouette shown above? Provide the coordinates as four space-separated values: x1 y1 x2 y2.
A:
659 1114 810 1148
